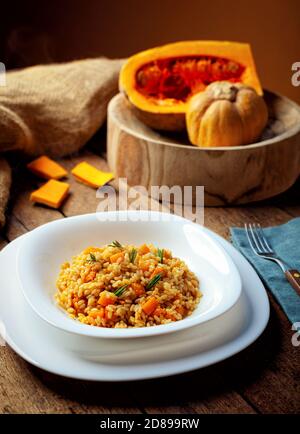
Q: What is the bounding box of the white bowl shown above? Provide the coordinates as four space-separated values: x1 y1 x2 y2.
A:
17 211 242 339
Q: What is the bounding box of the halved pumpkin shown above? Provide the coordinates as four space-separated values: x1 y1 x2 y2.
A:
119 41 263 131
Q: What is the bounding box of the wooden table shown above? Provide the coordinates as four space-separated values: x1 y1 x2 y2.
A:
0 139 299 414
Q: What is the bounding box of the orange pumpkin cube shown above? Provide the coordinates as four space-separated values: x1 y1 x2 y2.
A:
30 179 70 209
27 156 68 180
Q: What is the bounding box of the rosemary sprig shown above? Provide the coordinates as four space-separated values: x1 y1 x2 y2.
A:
146 273 162 290
87 253 96 262
109 240 123 248
114 284 128 297
129 248 137 264
157 248 164 263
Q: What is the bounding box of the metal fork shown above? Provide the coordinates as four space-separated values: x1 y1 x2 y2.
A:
245 223 300 297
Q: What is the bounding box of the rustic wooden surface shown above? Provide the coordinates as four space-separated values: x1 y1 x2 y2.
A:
107 93 300 206
0 137 299 414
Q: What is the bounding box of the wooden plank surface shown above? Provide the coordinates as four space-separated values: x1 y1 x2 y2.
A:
0 148 299 414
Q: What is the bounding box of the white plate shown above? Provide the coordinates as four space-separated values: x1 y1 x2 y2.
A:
17 211 241 338
0 228 269 381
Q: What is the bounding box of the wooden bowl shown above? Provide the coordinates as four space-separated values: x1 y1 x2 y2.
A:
107 92 300 206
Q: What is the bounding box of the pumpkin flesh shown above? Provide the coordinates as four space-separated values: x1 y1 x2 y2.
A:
136 56 245 102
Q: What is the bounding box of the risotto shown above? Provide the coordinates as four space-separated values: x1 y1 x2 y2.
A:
55 241 201 328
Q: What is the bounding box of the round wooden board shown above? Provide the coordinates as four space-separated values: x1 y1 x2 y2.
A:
107 92 300 206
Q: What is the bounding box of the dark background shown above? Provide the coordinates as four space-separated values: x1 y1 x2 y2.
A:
1 0 300 103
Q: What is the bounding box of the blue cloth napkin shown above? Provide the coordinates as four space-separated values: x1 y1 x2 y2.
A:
230 217 300 326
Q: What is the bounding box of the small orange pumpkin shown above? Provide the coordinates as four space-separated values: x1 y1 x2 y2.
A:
186 81 268 148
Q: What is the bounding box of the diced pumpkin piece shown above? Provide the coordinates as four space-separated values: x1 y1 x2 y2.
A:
98 291 117 307
71 161 114 188
150 267 166 279
83 247 102 254
30 179 70 209
164 250 171 259
89 308 105 319
138 244 150 255
104 307 116 321
142 297 159 315
132 282 145 297
110 251 125 263
27 156 68 180
139 261 151 271
83 270 96 282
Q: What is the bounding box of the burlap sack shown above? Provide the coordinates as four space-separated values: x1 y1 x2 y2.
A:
0 57 123 157
0 158 11 228
0 57 123 227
